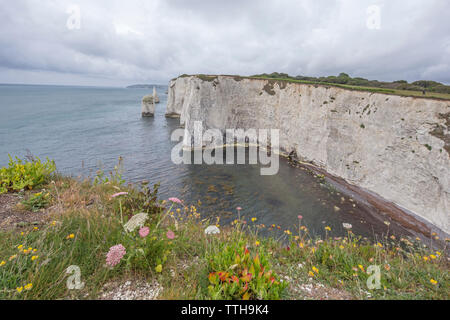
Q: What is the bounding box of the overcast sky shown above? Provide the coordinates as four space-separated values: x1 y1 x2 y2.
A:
0 0 449 87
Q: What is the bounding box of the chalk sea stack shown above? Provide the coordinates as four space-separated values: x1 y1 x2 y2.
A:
141 95 155 117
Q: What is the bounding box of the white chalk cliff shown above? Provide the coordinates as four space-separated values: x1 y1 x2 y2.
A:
166 75 450 235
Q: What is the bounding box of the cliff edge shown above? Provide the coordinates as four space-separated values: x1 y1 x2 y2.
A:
166 75 450 235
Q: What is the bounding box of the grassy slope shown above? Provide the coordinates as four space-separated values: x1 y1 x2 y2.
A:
0 174 448 300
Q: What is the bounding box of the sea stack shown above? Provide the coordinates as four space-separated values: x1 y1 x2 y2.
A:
153 86 160 104
141 95 155 117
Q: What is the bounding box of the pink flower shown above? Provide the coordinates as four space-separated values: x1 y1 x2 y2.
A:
166 230 175 240
298 215 303 220
168 197 182 204
106 244 126 267
236 207 242 211
110 192 128 199
139 226 150 238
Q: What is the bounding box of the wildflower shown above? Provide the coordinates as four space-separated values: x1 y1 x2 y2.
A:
390 235 396 240
284 230 291 235
312 266 319 274
139 226 150 238
17 245 23 250
325 226 331 231
423 256 429 261
298 215 303 220
299 242 304 248
430 254 436 260
123 212 148 233
33 227 38 230
342 223 352 230
255 241 260 246
0 261 5 267
110 192 128 199
251 217 257 222
436 251 441 256
9 255 17 261
31 255 39 261
308 271 315 277
33 249 37 253
204 225 220 235
24 283 33 291
384 221 390 226
51 221 56 226
106 244 126 267
155 264 163 273
176 208 181 213
376 242 383 248
236 207 242 211
166 230 175 240
20 232 24 236
168 197 182 204
16 287 23 293
66 234 75 240
339 245 345 249
358 265 365 272
430 279 438 285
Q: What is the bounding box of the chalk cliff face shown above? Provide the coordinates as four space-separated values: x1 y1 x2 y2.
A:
166 75 450 234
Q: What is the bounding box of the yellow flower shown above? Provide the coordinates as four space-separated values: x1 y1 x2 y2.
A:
284 230 291 235
436 251 441 256
339 245 345 249
358 265 365 272
17 245 23 250
377 242 383 248
255 241 260 246
24 283 33 291
299 242 304 248
16 286 23 293
308 271 315 277
51 221 56 226
155 264 162 273
33 249 37 253
33 227 38 230
20 232 24 236
66 234 75 239
31 255 39 261
0 261 6 267
251 217 257 222
176 208 181 213
312 266 319 274
430 279 438 285
325 226 331 231
423 256 429 261
430 254 436 260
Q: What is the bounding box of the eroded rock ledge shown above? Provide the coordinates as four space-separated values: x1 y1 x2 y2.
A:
166 75 450 235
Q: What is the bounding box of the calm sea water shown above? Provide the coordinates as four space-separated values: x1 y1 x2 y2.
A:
0 84 414 239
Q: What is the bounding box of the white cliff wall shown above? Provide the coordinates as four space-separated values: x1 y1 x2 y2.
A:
166 75 450 234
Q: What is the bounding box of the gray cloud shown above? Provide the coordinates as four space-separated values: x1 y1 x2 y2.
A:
0 0 449 86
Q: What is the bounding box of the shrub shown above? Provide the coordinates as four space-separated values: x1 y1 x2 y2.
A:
206 240 287 300
0 155 56 194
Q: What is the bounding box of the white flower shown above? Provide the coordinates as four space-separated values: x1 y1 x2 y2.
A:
204 225 220 235
123 212 148 233
342 223 352 229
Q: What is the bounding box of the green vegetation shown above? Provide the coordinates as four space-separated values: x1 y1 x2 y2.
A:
252 72 450 96
0 158 448 300
0 155 56 194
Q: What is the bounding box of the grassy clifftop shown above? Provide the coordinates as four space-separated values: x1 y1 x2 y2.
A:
175 73 450 100
0 156 448 300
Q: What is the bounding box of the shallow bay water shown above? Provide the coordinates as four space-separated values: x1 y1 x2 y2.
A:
0 84 414 239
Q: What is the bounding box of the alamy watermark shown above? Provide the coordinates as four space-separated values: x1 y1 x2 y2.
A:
170 121 280 176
